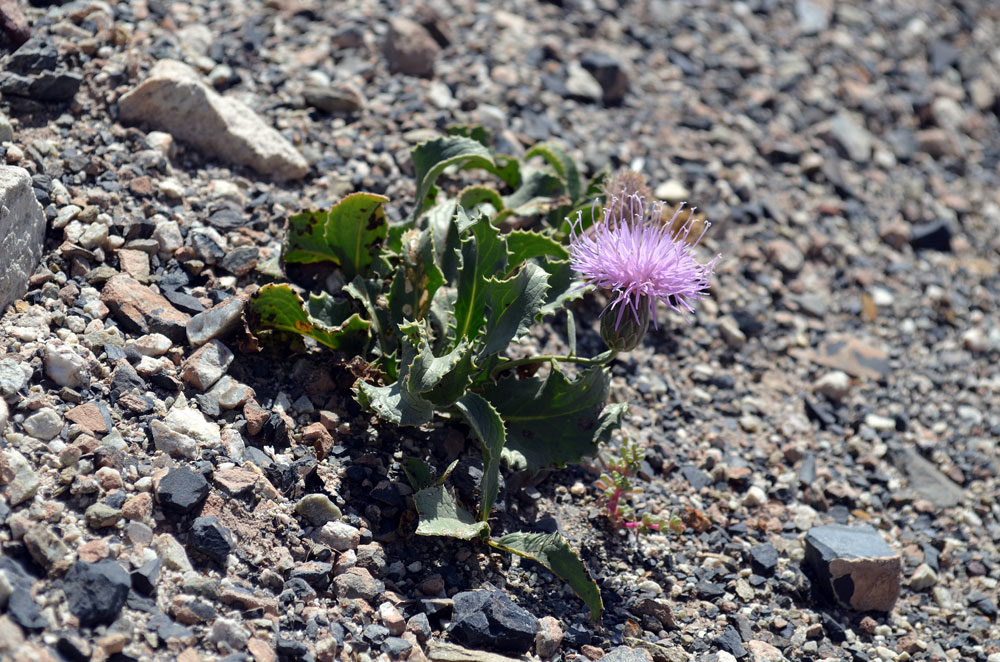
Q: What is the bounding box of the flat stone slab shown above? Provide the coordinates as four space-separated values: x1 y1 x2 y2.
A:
0 166 46 313
118 59 308 181
804 524 901 612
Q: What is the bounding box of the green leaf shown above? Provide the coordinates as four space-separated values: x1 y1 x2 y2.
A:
283 193 389 280
504 169 566 216
354 331 433 426
389 226 446 325
483 366 625 472
525 142 583 202
539 259 587 317
424 348 475 408
506 230 569 267
451 214 509 348
458 186 505 213
447 124 492 148
403 457 434 491
409 332 472 395
410 137 495 223
454 393 506 521
344 276 396 361
414 484 490 540
480 262 550 358
489 531 602 620
307 291 353 328
249 283 370 355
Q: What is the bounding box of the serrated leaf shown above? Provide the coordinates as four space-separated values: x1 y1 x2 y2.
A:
423 348 475 407
414 484 490 540
249 283 370 355
488 531 602 620
283 193 389 280
539 259 587 317
411 137 495 223
389 226 446 325
483 366 625 472
451 214 508 348
458 185 505 213
465 153 522 189
354 322 430 424
506 230 569 267
526 142 583 202
307 291 353 327
504 168 566 215
480 262 550 358
344 276 396 362
454 393 506 521
409 330 472 394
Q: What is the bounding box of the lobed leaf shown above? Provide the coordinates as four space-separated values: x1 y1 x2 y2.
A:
454 393 506 521
458 185 505 213
283 193 389 281
451 214 509 348
354 328 431 425
483 366 626 472
505 230 569 267
410 137 495 223
489 531 602 620
504 169 566 216
479 262 550 358
249 283 370 355
414 484 490 540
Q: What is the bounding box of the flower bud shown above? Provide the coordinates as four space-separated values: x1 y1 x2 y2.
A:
600 301 650 352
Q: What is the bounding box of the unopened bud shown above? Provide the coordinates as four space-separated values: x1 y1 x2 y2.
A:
600 301 650 352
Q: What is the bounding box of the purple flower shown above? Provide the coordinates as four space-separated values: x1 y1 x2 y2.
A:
569 192 720 333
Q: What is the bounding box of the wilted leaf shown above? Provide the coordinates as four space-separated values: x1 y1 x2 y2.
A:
489 531 602 620
284 193 389 280
483 366 625 472
454 393 506 520
249 283 370 355
414 484 490 540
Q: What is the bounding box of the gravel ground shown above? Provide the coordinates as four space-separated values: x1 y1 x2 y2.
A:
1 1 999 662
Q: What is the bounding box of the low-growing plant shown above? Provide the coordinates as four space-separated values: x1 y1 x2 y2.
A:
248 127 719 619
596 437 685 535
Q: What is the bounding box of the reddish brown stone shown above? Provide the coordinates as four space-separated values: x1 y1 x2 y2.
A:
65 402 108 434
122 492 152 521
78 539 109 563
101 274 190 342
214 467 258 497
128 176 154 196
247 638 277 662
244 402 269 436
118 248 151 282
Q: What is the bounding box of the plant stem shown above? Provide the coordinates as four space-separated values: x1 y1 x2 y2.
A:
491 350 617 379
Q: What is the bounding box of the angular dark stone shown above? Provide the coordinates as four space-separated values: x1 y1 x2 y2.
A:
749 543 779 576
384 637 413 658
0 557 45 629
131 557 161 594
579 52 629 104
909 220 953 252
449 586 537 654
681 465 711 490
696 580 725 599
276 637 309 660
804 524 901 612
63 560 131 626
190 515 234 563
289 561 333 591
713 626 747 658
156 466 209 514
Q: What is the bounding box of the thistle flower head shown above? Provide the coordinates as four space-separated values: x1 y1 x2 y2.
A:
569 191 720 336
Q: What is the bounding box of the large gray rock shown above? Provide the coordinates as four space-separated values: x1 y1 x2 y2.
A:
117 60 308 181
0 166 46 313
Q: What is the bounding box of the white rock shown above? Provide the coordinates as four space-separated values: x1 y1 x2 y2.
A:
153 219 183 254
655 179 690 203
152 533 193 571
151 406 221 458
718 316 746 348
743 485 768 507
0 398 8 432
23 408 63 441
317 521 361 551
118 60 308 181
908 563 937 591
133 333 173 356
2 449 39 505
44 342 90 388
0 569 14 608
565 61 603 102
158 178 185 199
814 370 851 401
962 327 989 353
0 166 46 313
